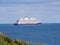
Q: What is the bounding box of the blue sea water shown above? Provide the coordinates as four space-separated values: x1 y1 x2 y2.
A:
0 23 60 45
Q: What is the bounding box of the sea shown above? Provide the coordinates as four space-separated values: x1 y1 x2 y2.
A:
0 23 60 45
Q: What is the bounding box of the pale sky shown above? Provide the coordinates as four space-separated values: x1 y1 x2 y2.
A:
0 0 60 23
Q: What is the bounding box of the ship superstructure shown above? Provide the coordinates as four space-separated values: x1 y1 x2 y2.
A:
14 16 41 25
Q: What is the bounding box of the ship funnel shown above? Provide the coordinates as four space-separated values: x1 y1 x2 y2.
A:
24 16 29 20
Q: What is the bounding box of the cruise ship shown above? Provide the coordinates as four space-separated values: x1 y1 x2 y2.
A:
14 16 41 25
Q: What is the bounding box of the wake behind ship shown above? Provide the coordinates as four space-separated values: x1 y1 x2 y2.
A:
14 16 41 25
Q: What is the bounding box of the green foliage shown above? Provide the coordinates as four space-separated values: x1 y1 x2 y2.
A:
0 33 30 45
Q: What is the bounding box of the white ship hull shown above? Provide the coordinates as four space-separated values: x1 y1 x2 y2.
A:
14 23 41 25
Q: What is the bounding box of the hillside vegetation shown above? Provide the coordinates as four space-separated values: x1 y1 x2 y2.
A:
0 32 42 45
0 32 30 45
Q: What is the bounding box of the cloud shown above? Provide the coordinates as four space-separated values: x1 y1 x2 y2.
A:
43 1 60 10
0 0 45 2
45 6 60 10
49 1 60 5
0 1 60 23
0 0 51 5
0 0 42 4
0 4 44 21
0 17 5 21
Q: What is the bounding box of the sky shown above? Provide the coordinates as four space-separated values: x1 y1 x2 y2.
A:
0 0 60 23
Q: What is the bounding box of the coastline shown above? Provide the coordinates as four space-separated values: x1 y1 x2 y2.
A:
0 32 42 45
